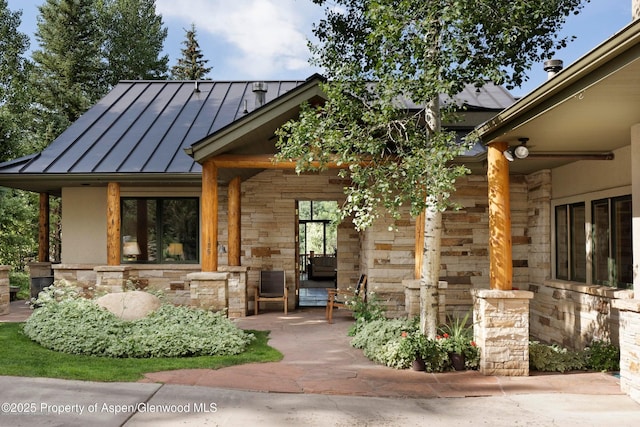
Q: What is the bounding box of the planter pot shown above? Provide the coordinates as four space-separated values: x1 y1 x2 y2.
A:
412 355 426 371
449 352 465 371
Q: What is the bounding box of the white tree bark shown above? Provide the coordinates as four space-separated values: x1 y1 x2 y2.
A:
420 199 441 338
420 97 442 338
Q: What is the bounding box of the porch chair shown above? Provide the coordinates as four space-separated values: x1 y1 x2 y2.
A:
254 270 288 315
326 274 367 324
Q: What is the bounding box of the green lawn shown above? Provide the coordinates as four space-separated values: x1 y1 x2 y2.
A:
0 322 282 382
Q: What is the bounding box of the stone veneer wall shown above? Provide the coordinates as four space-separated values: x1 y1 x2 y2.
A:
527 279 632 349
612 299 640 404
439 174 529 319
53 264 199 305
240 169 356 312
361 212 415 317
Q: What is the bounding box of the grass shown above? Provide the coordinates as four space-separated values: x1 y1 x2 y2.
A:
0 322 282 382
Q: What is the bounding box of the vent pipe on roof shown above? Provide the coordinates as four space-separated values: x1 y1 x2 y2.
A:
194 80 200 92
252 82 268 108
543 59 563 79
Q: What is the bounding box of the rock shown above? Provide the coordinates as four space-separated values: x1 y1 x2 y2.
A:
95 291 161 321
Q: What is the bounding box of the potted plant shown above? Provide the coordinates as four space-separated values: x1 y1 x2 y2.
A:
437 311 478 370
398 329 430 370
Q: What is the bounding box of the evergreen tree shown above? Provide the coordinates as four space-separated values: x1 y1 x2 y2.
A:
171 23 212 80
0 1 39 270
0 0 31 161
31 0 107 145
98 0 169 86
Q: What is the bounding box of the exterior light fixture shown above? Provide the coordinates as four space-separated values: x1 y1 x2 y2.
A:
514 138 529 159
503 149 515 162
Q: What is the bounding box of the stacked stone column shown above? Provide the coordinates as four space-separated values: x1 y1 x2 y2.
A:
472 289 534 376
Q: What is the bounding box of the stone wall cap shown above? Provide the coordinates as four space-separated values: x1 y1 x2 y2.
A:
218 266 249 273
94 265 133 272
471 288 534 299
53 264 98 270
612 298 640 312
187 272 230 280
0 265 11 272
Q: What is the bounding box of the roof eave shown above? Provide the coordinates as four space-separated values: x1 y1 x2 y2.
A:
478 19 640 143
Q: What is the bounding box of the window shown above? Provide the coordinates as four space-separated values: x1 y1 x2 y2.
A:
555 195 632 289
592 196 632 288
121 198 199 263
555 203 586 282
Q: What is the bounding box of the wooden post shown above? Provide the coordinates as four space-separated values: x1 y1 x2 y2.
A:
228 176 241 266
106 183 121 266
201 159 218 272
487 141 512 290
38 193 50 262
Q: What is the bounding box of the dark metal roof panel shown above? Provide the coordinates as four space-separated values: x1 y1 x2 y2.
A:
0 77 514 179
10 80 307 176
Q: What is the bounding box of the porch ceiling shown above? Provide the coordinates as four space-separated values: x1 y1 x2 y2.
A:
476 20 640 175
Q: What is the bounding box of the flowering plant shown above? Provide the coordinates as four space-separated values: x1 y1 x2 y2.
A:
436 311 480 369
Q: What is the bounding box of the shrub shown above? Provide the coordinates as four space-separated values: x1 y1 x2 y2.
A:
347 292 387 336
585 340 620 372
9 271 30 300
22 282 255 358
529 341 586 372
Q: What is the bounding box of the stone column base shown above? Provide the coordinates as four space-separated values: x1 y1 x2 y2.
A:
95 266 132 293
612 299 640 404
218 266 248 318
188 272 229 313
471 288 534 376
403 279 447 323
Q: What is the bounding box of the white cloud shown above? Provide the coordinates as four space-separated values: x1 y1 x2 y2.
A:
156 0 323 78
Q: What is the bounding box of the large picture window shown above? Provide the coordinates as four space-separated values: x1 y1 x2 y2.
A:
121 198 199 263
555 194 632 289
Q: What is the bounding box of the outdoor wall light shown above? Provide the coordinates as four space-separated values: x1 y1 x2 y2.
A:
503 148 515 162
503 137 530 161
514 138 529 159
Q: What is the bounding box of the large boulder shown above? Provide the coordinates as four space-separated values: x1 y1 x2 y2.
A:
95 291 161 321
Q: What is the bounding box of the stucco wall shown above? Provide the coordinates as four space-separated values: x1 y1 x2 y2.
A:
551 145 631 199
61 187 108 264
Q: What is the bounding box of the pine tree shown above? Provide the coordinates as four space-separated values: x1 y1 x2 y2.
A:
98 0 169 87
31 0 106 143
171 23 212 80
0 0 31 161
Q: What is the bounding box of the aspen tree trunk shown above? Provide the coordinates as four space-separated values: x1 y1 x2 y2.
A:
420 200 441 338
420 97 442 339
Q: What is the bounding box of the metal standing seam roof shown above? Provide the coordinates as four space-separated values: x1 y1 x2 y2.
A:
0 76 515 181
1 79 307 176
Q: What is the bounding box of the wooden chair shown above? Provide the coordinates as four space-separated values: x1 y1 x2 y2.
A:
254 270 288 315
326 274 367 324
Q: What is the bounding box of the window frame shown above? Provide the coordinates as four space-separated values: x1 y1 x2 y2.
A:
120 196 200 264
552 186 632 289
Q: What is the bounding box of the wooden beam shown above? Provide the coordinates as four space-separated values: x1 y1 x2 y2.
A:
211 153 361 169
487 141 512 290
201 159 218 272
228 176 242 266
106 182 121 266
38 193 50 262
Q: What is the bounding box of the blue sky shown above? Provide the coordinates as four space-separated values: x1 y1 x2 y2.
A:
5 0 634 97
